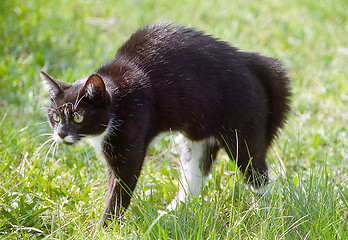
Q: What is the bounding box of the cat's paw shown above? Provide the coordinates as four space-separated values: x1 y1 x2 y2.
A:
251 182 272 211
252 182 272 195
157 209 168 215
166 190 186 211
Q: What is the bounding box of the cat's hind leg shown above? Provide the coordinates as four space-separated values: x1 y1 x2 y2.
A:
220 135 270 192
167 137 219 211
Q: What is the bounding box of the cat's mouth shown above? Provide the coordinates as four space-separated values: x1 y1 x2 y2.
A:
53 133 79 145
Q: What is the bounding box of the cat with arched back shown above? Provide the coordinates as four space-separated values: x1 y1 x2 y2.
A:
41 23 291 227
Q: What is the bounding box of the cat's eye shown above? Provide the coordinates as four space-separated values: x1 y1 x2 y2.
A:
73 113 84 123
52 113 60 122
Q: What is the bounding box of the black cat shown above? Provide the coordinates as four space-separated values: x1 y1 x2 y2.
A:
41 23 291 226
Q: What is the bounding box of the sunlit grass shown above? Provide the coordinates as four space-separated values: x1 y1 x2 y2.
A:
0 0 347 238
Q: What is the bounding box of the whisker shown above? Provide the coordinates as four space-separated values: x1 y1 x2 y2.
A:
34 138 54 157
43 140 57 164
78 141 94 166
44 107 56 112
25 133 54 146
35 121 50 126
33 133 53 138
73 91 81 111
103 140 116 153
43 140 57 198
73 94 85 111
51 98 58 108
38 106 53 111
51 141 59 159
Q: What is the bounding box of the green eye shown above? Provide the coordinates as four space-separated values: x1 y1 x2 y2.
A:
52 113 60 122
73 112 84 123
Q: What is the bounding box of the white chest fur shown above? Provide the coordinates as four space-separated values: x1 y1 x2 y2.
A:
86 130 109 156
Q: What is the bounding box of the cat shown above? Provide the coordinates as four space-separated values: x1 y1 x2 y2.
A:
40 23 291 226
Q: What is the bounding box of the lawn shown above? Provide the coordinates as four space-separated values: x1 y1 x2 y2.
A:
0 0 347 239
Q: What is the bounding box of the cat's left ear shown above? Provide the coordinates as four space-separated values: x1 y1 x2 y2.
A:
40 71 69 98
82 74 106 99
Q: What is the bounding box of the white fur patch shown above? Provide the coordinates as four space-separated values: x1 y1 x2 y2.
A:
167 137 216 211
252 182 271 195
86 82 96 97
64 135 75 143
86 127 110 156
52 132 75 144
52 132 63 143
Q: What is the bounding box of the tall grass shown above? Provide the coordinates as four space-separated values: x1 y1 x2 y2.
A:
0 0 347 238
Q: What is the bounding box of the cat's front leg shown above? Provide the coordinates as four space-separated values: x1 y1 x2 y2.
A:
102 146 145 227
102 169 129 227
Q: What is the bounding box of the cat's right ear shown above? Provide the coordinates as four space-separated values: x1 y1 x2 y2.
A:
40 71 66 98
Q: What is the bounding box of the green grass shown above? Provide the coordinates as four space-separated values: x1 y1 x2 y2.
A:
0 0 347 238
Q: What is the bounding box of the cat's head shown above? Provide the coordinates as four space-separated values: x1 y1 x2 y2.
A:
40 71 111 145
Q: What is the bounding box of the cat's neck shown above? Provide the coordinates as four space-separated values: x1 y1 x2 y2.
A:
85 119 113 156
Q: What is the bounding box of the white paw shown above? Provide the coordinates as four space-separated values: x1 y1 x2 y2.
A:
166 190 186 211
252 183 272 195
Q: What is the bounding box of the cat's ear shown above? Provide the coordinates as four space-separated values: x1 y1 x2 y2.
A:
82 74 106 99
40 71 68 98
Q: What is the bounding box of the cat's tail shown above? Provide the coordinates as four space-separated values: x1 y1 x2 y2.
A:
248 53 291 145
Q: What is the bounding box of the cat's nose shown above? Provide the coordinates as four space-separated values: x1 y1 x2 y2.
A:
57 126 69 139
58 132 68 139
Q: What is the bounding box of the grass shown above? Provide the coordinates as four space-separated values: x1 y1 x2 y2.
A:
0 0 347 238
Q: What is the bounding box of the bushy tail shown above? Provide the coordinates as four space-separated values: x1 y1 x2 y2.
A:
248 53 291 145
